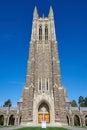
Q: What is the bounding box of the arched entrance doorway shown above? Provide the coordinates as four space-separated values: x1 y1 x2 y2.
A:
74 115 80 126
9 115 15 125
0 115 4 125
85 115 87 126
38 102 50 123
19 116 22 125
66 116 69 125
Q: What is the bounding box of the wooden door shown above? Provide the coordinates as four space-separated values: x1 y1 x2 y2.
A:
38 114 43 123
44 114 50 123
38 114 50 123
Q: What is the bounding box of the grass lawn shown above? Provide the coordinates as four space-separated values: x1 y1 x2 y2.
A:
15 127 68 130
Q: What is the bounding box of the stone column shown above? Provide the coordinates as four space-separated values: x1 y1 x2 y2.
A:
79 117 82 126
4 116 7 126
68 116 71 126
17 117 20 126
81 117 85 126
7 116 9 126
15 116 18 126
69 110 74 126
70 116 74 126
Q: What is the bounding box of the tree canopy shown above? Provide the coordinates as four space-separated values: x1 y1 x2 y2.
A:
71 100 78 107
71 96 87 107
78 96 87 107
3 99 12 107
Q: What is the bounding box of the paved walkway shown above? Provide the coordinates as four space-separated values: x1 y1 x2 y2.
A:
0 126 87 130
0 126 22 130
64 125 87 130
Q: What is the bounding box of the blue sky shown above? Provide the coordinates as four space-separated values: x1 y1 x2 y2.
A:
0 0 87 106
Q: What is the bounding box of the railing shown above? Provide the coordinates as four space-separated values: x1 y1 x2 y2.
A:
0 107 18 111
70 107 79 111
0 106 87 111
66 107 87 111
80 107 87 111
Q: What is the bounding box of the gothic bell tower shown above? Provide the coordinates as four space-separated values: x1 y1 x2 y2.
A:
21 6 67 126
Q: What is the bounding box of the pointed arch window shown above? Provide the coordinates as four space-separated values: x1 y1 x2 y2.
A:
39 80 41 90
38 78 42 90
45 26 48 40
39 26 42 40
46 78 49 90
46 80 48 90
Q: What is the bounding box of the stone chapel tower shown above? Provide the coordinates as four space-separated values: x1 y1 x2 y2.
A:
21 6 67 126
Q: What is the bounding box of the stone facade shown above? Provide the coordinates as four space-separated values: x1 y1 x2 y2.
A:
0 107 22 126
0 106 87 126
21 6 67 126
0 7 87 127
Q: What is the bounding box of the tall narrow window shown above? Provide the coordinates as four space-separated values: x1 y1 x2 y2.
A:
39 26 42 40
45 26 48 40
46 79 49 90
39 79 41 90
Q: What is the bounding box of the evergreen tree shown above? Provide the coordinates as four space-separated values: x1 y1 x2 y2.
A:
84 97 87 107
3 99 12 107
78 96 85 107
71 100 78 107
